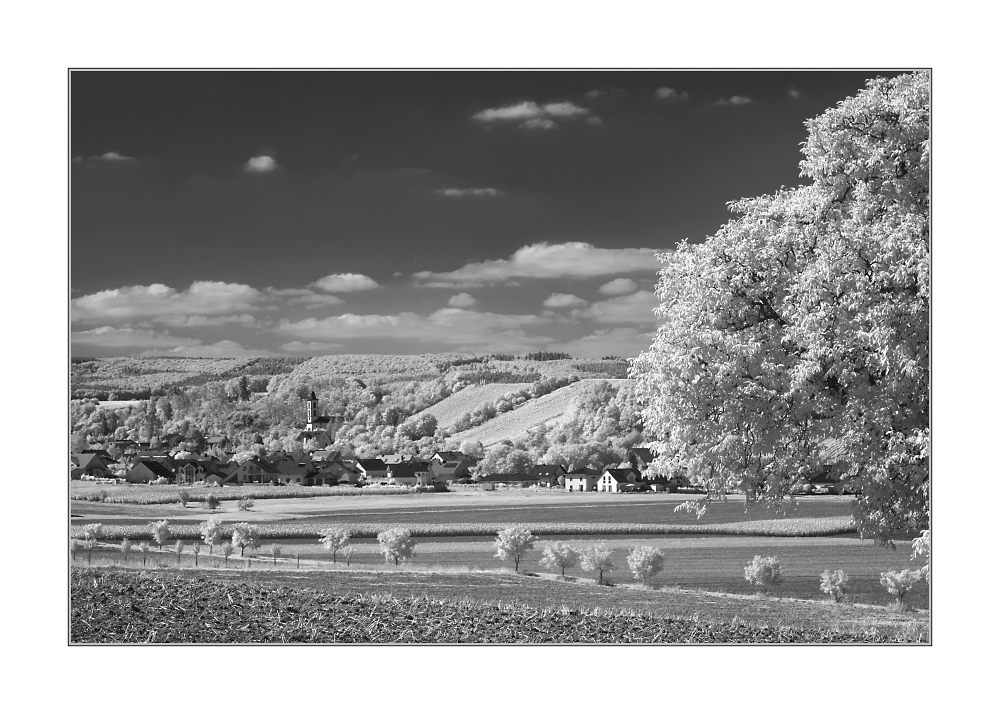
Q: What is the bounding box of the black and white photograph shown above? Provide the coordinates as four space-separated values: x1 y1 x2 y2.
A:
67 68 930 646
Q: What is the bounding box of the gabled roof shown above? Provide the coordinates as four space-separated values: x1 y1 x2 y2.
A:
206 435 229 444
603 468 640 482
131 460 175 480
311 449 342 462
566 467 601 476
434 451 466 463
528 464 566 478
388 462 430 478
82 449 114 461
72 453 109 471
357 458 388 471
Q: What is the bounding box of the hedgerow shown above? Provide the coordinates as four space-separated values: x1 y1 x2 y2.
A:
71 484 415 505
73 515 856 542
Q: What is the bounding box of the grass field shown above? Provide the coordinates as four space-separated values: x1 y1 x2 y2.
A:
449 379 630 445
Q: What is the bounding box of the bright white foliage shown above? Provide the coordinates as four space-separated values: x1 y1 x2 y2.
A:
148 520 171 548
627 546 665 585
319 526 352 562
231 522 259 555
118 537 132 556
880 568 923 602
494 526 536 572
744 555 782 590
910 528 930 586
539 542 579 576
580 543 615 583
820 569 849 602
377 527 415 565
200 517 222 551
79 523 104 541
632 72 929 542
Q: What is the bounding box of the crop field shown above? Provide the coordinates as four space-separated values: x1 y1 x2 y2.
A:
408 382 535 429
70 568 927 643
452 379 629 445
70 481 414 505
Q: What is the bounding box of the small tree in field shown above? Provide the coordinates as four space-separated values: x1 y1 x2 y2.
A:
70 539 79 562
149 520 171 551
494 526 535 573
342 546 355 567
79 523 104 541
270 544 282 565
174 540 185 564
83 539 97 565
377 527 415 566
200 516 222 554
206 494 221 511
820 569 849 603
138 542 149 567
232 522 258 557
319 526 352 563
539 542 579 578
118 537 133 564
192 543 201 567
745 556 782 594
627 546 665 586
580 543 615 584
880 569 923 610
237 497 254 511
221 542 233 567
178 490 190 508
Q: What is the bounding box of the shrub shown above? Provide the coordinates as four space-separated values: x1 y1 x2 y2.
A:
494 526 535 572
232 522 259 557
149 520 171 551
539 542 579 577
342 546 355 566
237 497 255 511
206 494 221 510
97 490 109 502
580 543 615 584
78 523 104 541
153 477 169 485
744 555 782 593
137 542 149 567
820 569 849 603
192 543 201 567
377 527 415 566
627 546 665 586
118 537 133 563
880 569 923 609
174 540 184 564
82 538 97 565
221 542 234 566
319 526 352 563
270 544 282 565
178 490 190 508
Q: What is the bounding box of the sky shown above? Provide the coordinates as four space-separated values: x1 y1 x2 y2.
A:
70 70 897 359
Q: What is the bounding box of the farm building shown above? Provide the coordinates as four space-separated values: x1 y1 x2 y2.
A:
598 468 643 492
225 456 283 485
313 460 363 486
173 458 224 485
356 458 388 482
527 464 566 487
565 467 601 492
429 457 473 483
386 461 432 486
71 452 115 479
125 459 176 484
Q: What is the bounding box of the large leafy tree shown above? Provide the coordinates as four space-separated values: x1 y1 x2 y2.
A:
632 72 929 541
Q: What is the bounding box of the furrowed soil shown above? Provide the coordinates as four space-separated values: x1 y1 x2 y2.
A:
71 569 926 643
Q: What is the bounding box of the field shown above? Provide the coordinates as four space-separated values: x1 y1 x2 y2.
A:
71 569 927 643
408 382 535 429
451 379 629 445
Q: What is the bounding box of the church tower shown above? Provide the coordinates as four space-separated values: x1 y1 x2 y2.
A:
305 391 319 431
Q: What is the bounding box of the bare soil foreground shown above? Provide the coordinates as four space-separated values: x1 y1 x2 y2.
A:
71 569 926 643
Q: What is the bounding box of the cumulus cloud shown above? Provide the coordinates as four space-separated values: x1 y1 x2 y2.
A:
72 326 202 352
71 281 265 324
471 100 593 130
448 293 478 308
435 188 502 198
598 278 639 295
99 151 136 161
140 340 279 357
413 242 663 287
543 293 588 309
572 290 660 324
155 313 262 328
713 96 753 106
653 87 689 101
244 155 279 172
311 273 381 292
276 309 550 352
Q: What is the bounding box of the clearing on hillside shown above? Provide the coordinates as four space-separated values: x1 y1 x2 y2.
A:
451 379 630 446
407 382 536 430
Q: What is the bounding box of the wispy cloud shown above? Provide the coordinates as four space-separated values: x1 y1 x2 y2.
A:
653 87 689 101
471 100 594 131
266 288 345 309
571 290 660 324
99 151 136 161
72 326 201 351
713 96 753 106
141 340 279 357
434 188 502 198
414 242 663 288
789 87 802 99
311 273 381 292
244 155 279 172
598 278 639 296
543 293 588 309
71 282 266 324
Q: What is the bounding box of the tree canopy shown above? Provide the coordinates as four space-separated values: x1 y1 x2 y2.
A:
632 71 929 541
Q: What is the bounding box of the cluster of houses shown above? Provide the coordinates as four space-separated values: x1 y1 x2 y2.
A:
70 442 689 493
